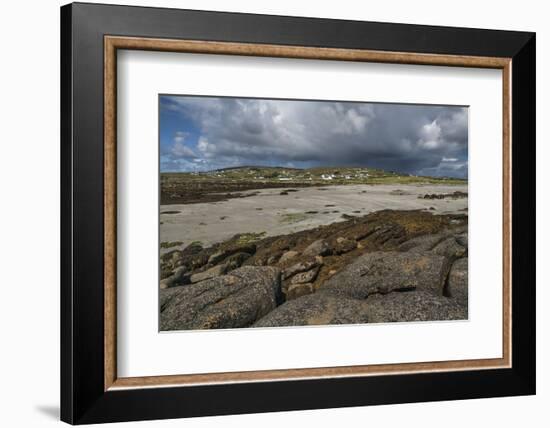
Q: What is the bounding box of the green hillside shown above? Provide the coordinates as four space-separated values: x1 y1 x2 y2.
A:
162 165 466 186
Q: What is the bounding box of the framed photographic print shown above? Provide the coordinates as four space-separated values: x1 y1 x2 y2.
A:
61 2 536 424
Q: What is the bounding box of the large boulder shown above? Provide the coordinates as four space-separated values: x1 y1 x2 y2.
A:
160 285 184 311
160 266 281 331
160 242 211 278
254 294 370 327
285 282 314 300
302 239 332 257
290 266 320 284
447 257 468 306
282 258 321 280
364 290 467 323
189 264 228 283
279 250 299 263
159 266 188 289
320 251 451 298
160 248 187 279
398 233 447 253
224 252 252 269
333 237 357 255
431 237 466 259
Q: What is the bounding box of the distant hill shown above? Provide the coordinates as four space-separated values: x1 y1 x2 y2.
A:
162 165 466 184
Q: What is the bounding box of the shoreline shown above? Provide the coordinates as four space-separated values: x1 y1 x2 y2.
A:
160 183 468 252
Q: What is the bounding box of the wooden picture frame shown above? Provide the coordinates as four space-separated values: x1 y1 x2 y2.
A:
61 2 535 424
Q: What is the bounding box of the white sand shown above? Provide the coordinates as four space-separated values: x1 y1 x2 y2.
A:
160 183 467 252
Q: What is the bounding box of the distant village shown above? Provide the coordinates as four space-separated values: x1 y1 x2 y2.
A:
197 167 374 181
163 166 457 189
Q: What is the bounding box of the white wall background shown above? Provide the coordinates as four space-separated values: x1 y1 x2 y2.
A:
0 0 546 427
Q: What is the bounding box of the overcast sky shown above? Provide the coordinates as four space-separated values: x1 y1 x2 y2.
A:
160 95 468 178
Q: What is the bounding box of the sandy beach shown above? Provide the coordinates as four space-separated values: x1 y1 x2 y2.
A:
160 183 467 251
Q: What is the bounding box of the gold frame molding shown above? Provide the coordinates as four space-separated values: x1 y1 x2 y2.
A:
104 36 512 391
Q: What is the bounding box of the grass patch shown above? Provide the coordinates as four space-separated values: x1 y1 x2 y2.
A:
279 212 309 224
160 241 183 249
234 232 267 244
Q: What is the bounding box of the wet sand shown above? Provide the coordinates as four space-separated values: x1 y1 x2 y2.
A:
160 183 467 251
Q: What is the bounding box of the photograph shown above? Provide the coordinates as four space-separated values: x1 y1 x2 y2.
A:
54 2 536 424
158 95 469 331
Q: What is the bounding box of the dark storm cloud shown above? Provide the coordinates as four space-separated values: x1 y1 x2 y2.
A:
162 96 468 178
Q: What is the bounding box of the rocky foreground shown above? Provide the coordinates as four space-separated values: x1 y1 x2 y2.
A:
160 210 468 330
